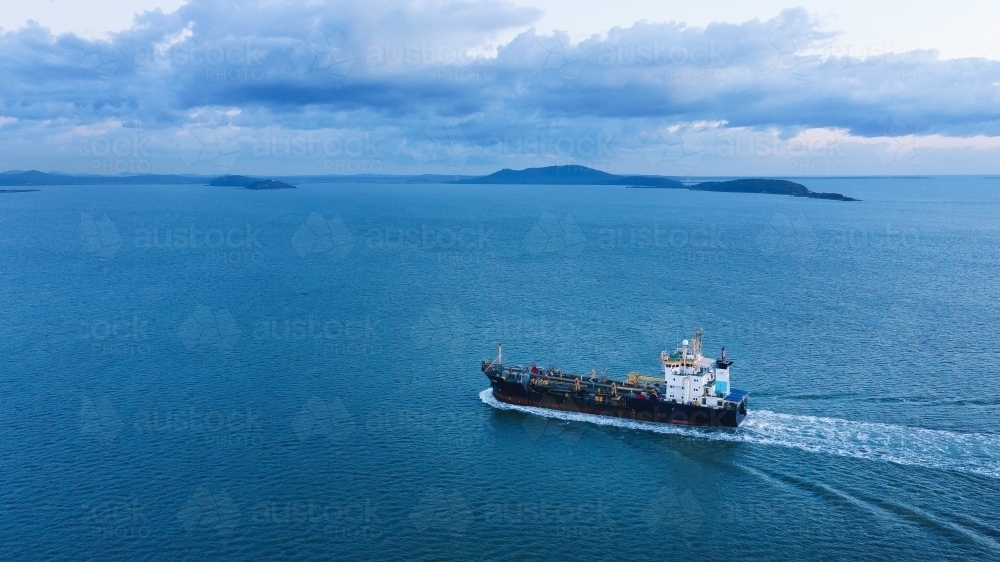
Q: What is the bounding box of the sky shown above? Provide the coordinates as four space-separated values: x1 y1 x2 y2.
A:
1 0 999 176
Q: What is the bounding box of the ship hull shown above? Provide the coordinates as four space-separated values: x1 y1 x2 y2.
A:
489 378 745 428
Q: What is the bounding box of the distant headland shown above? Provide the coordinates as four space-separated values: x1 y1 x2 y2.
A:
457 165 859 201
208 175 296 189
0 166 858 200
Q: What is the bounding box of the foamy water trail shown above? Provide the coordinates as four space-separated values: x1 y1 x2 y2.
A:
479 389 1000 479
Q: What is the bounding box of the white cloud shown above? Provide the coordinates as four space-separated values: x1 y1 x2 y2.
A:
0 0 189 39
521 0 1000 60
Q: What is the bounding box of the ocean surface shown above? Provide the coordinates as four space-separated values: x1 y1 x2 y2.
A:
1 177 999 560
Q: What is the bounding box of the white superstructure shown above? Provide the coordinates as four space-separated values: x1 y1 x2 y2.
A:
660 329 742 409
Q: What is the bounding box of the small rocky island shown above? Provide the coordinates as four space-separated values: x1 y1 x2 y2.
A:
682 179 860 201
208 175 258 187
245 179 295 190
208 175 295 190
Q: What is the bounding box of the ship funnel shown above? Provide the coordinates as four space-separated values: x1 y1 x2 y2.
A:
716 346 733 370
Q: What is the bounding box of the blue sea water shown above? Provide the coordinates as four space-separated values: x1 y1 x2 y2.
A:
1 177 999 560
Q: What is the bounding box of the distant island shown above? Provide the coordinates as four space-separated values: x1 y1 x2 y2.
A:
0 188 40 193
0 170 204 186
208 175 259 187
459 165 859 201
633 178 859 201
455 165 680 188
0 167 858 200
209 175 295 189
245 179 295 190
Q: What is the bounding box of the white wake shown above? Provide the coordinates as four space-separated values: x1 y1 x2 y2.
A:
480 389 1000 479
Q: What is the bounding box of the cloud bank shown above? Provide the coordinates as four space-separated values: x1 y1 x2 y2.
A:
1 0 999 175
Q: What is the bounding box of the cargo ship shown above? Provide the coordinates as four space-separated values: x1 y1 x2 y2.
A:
481 330 749 427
